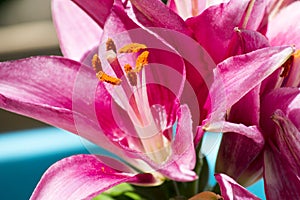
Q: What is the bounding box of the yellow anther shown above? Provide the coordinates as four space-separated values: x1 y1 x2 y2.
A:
135 51 149 72
119 43 147 53
96 71 122 86
124 64 137 86
124 64 133 73
92 54 102 73
106 38 117 53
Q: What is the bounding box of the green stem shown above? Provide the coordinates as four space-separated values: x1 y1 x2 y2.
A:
212 183 221 194
189 144 204 196
173 181 180 197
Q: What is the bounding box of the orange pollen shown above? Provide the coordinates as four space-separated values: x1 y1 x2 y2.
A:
96 71 122 85
124 64 137 86
119 43 147 53
106 38 117 53
135 51 149 72
91 54 102 73
124 64 133 73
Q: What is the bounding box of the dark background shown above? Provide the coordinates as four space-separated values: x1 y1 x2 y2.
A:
0 0 60 132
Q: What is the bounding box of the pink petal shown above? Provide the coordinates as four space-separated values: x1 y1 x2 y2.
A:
228 85 261 126
0 56 140 164
260 87 300 137
130 0 192 35
244 0 267 30
131 26 216 126
265 0 298 21
236 153 263 187
209 46 294 120
71 0 114 28
215 173 261 200
166 0 205 20
229 29 270 56
167 0 191 20
133 105 197 181
208 122 264 182
206 122 264 146
271 110 300 176
266 1 300 49
285 88 300 129
0 56 84 134
264 145 300 199
30 154 156 200
284 51 300 87
52 0 102 61
157 105 197 181
186 0 251 63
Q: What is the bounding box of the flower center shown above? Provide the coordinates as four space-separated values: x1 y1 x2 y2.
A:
92 39 171 164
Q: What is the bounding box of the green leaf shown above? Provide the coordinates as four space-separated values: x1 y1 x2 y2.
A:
93 194 115 200
103 183 134 196
93 183 146 200
124 191 144 200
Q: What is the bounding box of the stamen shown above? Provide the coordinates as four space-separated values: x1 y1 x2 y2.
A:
119 43 147 53
106 38 117 63
124 64 137 86
124 63 133 73
96 71 122 85
135 51 150 72
106 38 117 53
92 54 102 73
127 71 138 87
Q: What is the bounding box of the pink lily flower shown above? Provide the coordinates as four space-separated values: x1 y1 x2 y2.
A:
209 1 300 199
0 0 295 199
215 173 261 200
